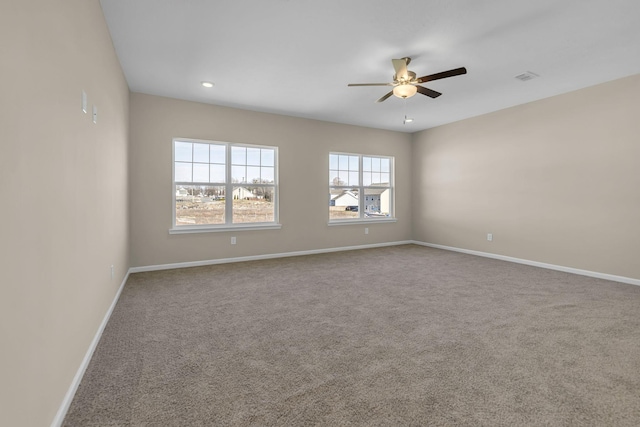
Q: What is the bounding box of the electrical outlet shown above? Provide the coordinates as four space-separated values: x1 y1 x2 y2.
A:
231 236 236 245
365 227 369 235
487 233 493 242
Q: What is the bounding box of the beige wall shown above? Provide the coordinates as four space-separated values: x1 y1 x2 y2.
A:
130 93 413 267
0 1 129 425
412 74 640 280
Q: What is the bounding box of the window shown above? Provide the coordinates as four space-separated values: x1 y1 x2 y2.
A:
329 152 394 223
172 138 279 233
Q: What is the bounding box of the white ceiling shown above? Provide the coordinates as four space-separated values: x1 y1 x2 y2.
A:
100 0 640 133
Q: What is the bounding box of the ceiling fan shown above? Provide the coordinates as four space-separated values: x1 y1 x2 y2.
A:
348 57 467 102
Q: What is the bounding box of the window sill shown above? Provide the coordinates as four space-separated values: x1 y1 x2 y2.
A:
169 223 282 234
328 218 397 226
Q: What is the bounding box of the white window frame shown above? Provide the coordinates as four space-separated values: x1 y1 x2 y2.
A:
328 152 397 226
170 138 281 234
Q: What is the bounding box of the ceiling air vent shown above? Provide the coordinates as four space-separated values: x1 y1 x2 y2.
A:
515 71 539 82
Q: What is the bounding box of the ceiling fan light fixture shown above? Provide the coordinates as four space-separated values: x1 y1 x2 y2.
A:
393 84 417 99
348 58 465 103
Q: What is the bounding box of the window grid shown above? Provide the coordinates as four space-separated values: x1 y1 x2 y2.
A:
173 138 278 229
329 153 394 221
330 154 359 187
230 146 275 185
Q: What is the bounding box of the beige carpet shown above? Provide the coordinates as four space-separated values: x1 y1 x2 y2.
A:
63 245 640 426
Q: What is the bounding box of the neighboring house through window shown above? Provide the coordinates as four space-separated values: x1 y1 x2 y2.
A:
329 152 394 223
171 138 279 233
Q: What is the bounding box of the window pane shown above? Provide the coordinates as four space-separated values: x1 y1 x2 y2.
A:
329 154 339 170
232 186 275 223
246 166 260 183
349 171 359 186
338 171 348 186
349 155 359 170
261 149 275 167
232 165 246 183
372 157 381 172
364 188 390 217
261 166 274 183
363 156 371 171
175 185 225 225
380 173 390 185
363 172 372 186
381 158 390 173
175 162 192 182
247 148 261 166
210 164 225 183
175 141 192 162
231 146 246 165
371 172 381 185
339 155 349 170
193 143 209 163
330 170 341 186
210 144 225 164
193 163 209 182
329 188 359 220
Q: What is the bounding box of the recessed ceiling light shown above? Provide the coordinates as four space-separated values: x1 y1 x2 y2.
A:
201 81 214 88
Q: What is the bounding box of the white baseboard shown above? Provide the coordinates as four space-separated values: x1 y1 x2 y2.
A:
50 270 131 427
412 241 640 287
130 240 414 273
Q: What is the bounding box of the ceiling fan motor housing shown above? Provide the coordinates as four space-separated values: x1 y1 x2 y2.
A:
394 70 417 84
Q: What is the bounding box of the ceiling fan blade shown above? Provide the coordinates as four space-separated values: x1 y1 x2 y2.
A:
417 67 467 83
376 91 394 103
348 83 394 87
392 58 409 80
416 85 442 98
